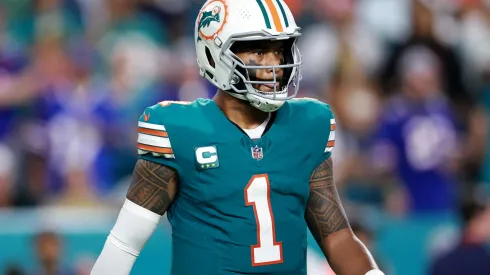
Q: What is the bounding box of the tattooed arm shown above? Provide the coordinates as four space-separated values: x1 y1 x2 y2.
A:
126 159 179 214
305 157 379 275
91 160 179 275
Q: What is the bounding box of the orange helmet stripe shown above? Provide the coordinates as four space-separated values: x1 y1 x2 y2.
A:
264 0 284 32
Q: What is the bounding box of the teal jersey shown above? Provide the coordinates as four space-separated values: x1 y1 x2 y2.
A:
136 98 335 275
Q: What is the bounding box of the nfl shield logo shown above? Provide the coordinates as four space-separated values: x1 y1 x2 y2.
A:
251 145 263 160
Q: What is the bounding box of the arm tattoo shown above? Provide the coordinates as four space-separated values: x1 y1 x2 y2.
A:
126 159 179 215
305 157 349 243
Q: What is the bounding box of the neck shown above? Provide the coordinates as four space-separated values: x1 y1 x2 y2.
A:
213 90 269 129
42 261 58 275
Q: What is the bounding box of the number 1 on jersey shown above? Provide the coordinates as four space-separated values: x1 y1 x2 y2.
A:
244 174 283 266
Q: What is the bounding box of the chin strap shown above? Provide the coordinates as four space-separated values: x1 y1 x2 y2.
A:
246 93 284 113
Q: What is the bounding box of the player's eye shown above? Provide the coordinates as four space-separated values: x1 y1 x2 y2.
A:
274 49 284 55
253 50 264 56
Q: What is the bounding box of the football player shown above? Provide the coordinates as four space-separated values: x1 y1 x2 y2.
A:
91 0 384 274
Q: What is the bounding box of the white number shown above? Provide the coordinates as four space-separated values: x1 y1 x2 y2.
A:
244 174 283 266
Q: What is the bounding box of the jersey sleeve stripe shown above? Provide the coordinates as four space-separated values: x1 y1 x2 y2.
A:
137 144 173 154
138 121 166 131
330 118 336 131
138 127 168 137
325 119 336 153
137 133 172 148
324 140 335 153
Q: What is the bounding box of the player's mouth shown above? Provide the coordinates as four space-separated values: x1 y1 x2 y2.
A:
254 80 281 92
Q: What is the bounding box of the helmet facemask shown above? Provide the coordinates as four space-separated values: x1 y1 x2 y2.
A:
219 32 302 112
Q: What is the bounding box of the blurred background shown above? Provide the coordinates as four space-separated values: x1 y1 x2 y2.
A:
0 0 490 274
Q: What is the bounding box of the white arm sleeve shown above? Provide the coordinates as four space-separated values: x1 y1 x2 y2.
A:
91 199 161 275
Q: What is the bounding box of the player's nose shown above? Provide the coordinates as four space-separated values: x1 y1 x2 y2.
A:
263 53 283 77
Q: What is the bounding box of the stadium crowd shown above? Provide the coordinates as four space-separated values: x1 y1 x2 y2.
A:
1 0 490 274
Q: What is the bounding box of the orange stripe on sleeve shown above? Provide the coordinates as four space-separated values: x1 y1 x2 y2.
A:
264 0 283 32
326 141 335 147
138 127 168 137
137 144 173 154
330 124 336 131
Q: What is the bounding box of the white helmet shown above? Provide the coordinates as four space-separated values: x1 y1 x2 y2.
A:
195 0 302 112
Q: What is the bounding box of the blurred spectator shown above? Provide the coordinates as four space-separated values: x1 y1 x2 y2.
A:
459 0 490 90
32 0 84 42
371 46 460 215
33 231 75 275
327 26 382 187
480 71 490 195
380 0 470 125
0 143 16 207
3 264 25 275
299 0 383 93
357 0 412 43
298 0 383 190
283 0 304 16
429 199 490 275
72 255 96 275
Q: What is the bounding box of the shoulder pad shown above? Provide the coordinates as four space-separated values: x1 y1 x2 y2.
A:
289 97 336 153
136 101 192 159
289 97 334 120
